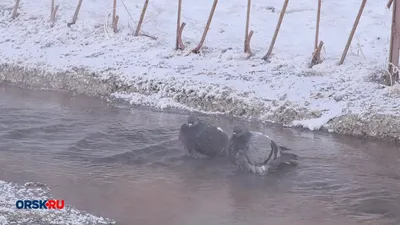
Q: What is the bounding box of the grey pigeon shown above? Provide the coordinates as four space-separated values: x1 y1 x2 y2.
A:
227 124 298 174
179 115 229 159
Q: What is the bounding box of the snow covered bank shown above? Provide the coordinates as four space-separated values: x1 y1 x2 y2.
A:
0 0 400 140
0 181 115 224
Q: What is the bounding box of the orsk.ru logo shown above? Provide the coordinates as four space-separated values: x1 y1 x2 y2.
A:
15 199 65 210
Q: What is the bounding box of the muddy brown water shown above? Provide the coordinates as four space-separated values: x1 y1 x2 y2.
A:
0 83 400 225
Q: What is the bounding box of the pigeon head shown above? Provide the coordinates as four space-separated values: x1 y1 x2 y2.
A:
186 115 200 128
232 124 250 137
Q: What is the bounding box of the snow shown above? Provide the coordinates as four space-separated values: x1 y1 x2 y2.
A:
0 180 115 224
0 0 399 133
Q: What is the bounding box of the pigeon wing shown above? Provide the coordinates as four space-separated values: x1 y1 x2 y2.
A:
227 136 238 160
194 124 229 157
178 124 189 146
245 132 275 166
178 123 198 154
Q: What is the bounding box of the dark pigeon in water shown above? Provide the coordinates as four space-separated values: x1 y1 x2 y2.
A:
227 124 298 174
179 115 229 159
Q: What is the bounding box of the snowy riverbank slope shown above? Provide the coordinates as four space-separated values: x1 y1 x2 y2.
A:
0 0 399 140
0 181 114 224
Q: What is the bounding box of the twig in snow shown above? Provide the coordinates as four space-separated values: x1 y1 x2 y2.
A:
142 33 158 40
176 0 186 50
355 37 365 58
191 0 219 54
67 0 84 27
244 0 254 54
262 0 289 61
11 0 21 20
135 0 149 36
387 62 398 86
338 0 367 65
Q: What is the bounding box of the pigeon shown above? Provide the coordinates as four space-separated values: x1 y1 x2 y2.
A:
179 115 229 159
227 124 298 174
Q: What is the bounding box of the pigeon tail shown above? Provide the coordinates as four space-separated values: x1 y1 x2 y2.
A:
279 145 292 151
280 152 298 161
269 152 298 170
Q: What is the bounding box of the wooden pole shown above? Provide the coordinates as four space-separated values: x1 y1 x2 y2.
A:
176 0 183 49
51 0 54 18
178 23 186 49
244 0 251 53
50 4 59 25
245 30 254 55
67 0 84 27
112 0 117 26
314 0 322 50
310 0 323 67
191 0 219 53
113 15 119 33
262 0 289 61
310 41 324 68
11 0 21 19
338 0 367 65
388 0 400 81
135 0 149 36
387 0 394 8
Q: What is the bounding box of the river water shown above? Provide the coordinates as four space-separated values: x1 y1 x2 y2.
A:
0 83 399 225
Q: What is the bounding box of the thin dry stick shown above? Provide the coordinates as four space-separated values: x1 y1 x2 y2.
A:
338 0 367 65
176 0 183 49
67 0 84 27
310 41 324 68
11 0 21 19
178 22 186 49
314 0 322 50
244 0 252 53
192 0 219 53
135 0 149 36
387 0 394 8
262 0 289 61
